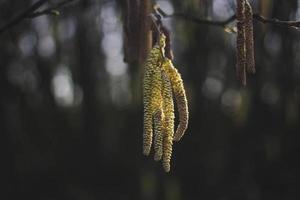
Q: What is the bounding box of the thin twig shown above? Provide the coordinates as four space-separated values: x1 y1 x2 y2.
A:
0 0 49 34
28 0 77 18
0 0 78 35
253 14 300 28
155 6 300 29
170 13 236 27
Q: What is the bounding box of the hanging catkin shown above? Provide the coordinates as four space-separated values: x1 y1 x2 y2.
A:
161 69 174 172
236 0 255 85
163 59 189 142
152 67 164 161
143 35 165 155
244 0 255 74
236 0 247 86
143 33 188 172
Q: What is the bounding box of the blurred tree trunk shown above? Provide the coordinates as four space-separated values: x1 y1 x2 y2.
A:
74 0 104 173
121 0 152 66
118 0 152 104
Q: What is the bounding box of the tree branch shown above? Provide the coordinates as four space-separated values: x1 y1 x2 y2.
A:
155 6 300 29
0 0 77 35
0 0 49 34
253 14 300 28
28 0 77 18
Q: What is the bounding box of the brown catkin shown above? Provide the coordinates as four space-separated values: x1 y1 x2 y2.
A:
161 69 174 172
245 0 255 74
236 0 245 20
236 22 247 86
236 0 247 86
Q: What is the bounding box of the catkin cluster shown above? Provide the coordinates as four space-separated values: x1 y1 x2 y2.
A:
236 0 255 86
143 34 189 172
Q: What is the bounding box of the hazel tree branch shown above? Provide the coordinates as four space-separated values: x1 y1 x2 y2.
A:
28 0 77 18
155 6 300 29
0 0 49 34
0 0 77 35
253 14 300 28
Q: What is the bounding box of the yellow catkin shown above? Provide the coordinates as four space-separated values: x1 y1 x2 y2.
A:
236 0 247 86
245 0 255 74
163 59 188 142
153 109 164 161
161 69 174 172
143 34 166 155
151 66 164 161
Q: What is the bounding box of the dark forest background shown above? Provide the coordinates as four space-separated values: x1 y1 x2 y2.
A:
1 0 300 199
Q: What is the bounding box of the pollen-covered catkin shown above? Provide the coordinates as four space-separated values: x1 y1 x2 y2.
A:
143 35 165 155
163 59 188 142
245 0 255 74
161 69 174 172
162 129 173 172
142 33 188 172
151 66 164 161
153 109 164 161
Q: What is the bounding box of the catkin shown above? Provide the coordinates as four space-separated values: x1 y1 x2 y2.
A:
153 109 164 161
245 0 255 74
161 69 174 172
143 35 165 155
162 131 173 172
142 33 188 172
236 21 247 86
143 64 154 155
151 66 164 161
236 0 247 86
163 59 189 142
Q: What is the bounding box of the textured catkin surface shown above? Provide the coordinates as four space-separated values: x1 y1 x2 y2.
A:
236 0 247 86
161 70 174 172
142 34 188 172
153 109 164 161
163 59 188 142
245 0 255 74
236 0 255 85
151 66 163 161
236 21 247 86
143 43 163 155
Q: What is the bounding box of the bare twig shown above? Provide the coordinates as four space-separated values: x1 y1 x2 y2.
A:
28 0 77 18
0 0 77 35
155 6 300 29
0 0 49 34
253 14 300 28
171 13 236 27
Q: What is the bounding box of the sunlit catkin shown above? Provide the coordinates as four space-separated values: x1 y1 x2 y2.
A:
143 35 165 155
153 109 164 161
151 67 164 161
161 69 174 172
142 33 188 172
163 59 188 142
245 0 255 74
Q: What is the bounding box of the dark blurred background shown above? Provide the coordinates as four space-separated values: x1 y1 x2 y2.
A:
1 0 300 199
